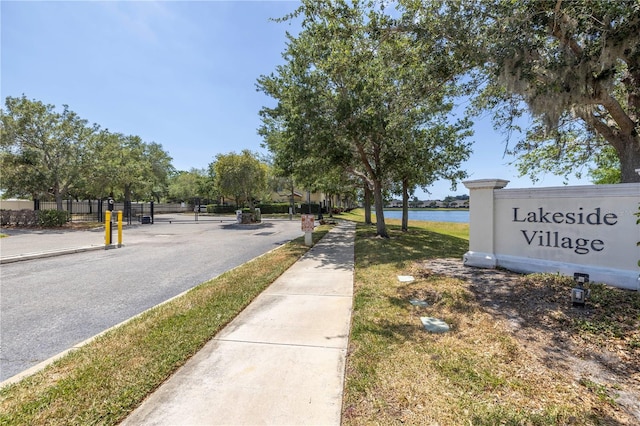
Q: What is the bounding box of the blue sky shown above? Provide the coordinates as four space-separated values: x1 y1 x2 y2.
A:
1 0 588 201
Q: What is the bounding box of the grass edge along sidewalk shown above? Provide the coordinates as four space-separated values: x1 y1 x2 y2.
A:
341 210 639 425
0 227 330 425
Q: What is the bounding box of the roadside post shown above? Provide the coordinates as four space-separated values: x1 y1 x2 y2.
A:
301 214 314 246
117 210 123 247
105 211 112 247
106 195 115 247
104 210 123 249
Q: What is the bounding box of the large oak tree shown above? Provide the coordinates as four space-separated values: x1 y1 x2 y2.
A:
88 130 173 203
402 0 640 182
1 96 175 208
259 0 472 237
213 150 268 209
0 96 97 209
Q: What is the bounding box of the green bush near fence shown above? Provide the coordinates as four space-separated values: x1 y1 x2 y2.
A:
208 205 237 214
0 209 68 226
300 203 322 214
256 203 290 214
206 203 327 215
0 209 38 226
37 209 69 227
206 203 291 215
258 203 323 214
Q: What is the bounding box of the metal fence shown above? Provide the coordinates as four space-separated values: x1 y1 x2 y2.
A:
32 200 191 223
35 200 104 222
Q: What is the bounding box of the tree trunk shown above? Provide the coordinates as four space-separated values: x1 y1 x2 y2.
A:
618 137 640 183
402 178 409 232
55 190 63 211
372 178 388 238
364 183 372 225
592 118 640 183
247 193 254 210
124 184 132 203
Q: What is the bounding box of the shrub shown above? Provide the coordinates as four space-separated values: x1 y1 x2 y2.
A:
211 205 237 214
10 209 38 226
256 203 290 214
0 210 38 226
0 210 10 226
300 203 322 214
37 209 69 227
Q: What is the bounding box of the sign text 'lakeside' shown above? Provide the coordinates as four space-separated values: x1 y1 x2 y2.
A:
512 207 618 255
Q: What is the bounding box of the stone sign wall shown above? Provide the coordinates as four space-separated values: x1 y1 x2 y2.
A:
463 179 640 291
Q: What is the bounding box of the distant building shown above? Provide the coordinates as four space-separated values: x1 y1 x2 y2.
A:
267 188 356 212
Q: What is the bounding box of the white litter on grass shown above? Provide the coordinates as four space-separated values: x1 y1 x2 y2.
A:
420 317 450 333
397 275 415 282
409 299 428 307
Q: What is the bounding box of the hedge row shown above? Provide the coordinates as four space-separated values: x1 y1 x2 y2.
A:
205 203 326 215
257 203 292 214
0 209 69 227
207 205 238 214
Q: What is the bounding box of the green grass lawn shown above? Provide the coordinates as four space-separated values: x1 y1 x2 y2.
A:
338 209 639 425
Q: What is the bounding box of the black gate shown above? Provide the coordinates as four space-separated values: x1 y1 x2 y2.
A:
34 200 102 222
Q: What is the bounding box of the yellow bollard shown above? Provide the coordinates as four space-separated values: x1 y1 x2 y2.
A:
117 210 123 247
105 211 112 247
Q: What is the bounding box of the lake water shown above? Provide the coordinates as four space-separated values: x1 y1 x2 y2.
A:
381 209 469 223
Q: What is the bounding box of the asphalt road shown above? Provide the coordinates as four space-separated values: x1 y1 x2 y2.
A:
0 216 305 381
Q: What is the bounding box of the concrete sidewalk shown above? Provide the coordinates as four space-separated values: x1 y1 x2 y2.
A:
120 221 355 425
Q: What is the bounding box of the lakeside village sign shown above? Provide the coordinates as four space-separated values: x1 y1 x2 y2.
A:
512 206 617 255
463 179 640 291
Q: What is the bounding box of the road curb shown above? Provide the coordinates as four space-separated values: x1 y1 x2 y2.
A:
0 245 105 264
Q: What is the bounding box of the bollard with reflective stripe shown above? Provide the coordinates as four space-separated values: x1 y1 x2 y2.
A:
105 211 112 247
117 210 123 247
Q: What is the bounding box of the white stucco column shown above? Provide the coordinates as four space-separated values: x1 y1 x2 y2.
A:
462 178 509 268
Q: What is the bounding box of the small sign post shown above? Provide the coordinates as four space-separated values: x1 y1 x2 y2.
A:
301 214 314 246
